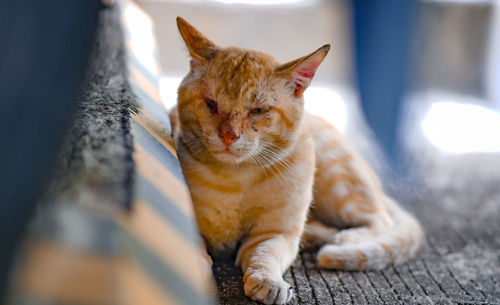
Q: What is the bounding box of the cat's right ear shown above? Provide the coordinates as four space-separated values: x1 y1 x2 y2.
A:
177 17 218 61
275 44 330 98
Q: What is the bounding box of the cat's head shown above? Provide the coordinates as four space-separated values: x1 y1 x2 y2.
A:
175 17 329 165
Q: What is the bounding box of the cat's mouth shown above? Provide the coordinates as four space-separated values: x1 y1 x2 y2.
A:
215 148 237 156
213 148 245 163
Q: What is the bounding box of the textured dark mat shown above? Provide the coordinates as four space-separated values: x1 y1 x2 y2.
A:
213 168 500 305
40 6 137 209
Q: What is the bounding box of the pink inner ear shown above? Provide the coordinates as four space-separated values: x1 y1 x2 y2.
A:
291 61 319 98
286 52 325 98
295 60 320 79
296 66 315 79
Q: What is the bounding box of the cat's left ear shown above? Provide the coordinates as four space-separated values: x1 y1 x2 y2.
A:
275 44 330 98
177 17 218 61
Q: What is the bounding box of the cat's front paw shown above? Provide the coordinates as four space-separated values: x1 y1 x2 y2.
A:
244 272 293 304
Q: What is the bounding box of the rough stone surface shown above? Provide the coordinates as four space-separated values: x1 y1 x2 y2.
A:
40 6 137 210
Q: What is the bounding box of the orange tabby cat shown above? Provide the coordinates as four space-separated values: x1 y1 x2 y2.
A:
170 17 423 305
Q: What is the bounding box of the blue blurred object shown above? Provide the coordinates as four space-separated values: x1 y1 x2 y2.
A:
0 0 101 297
352 0 418 163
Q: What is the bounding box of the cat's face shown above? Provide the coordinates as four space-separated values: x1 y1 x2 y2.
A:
176 17 329 165
177 49 303 164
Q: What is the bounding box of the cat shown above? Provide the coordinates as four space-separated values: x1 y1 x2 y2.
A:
170 17 423 305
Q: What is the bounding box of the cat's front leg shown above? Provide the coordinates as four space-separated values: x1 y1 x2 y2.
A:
236 232 300 304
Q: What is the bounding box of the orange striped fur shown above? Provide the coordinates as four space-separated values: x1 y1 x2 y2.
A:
170 17 423 305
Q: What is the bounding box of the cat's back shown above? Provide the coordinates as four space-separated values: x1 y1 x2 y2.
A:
304 112 382 227
304 112 347 154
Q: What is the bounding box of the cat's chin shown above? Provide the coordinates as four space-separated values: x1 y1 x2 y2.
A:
212 150 246 164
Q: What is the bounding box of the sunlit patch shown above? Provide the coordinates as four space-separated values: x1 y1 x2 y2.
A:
421 0 492 3
210 0 314 6
160 76 183 109
421 101 500 154
122 3 160 75
304 87 348 134
151 0 318 5
160 77 348 133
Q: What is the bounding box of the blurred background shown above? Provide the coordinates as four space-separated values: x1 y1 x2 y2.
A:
2 2 498 303
136 0 500 187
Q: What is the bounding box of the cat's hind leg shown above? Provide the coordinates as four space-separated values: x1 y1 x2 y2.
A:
308 115 422 269
310 193 422 270
301 219 338 250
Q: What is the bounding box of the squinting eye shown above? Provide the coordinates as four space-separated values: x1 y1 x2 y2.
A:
250 107 269 115
205 98 217 114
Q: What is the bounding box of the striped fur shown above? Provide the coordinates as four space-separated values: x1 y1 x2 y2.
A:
171 17 423 304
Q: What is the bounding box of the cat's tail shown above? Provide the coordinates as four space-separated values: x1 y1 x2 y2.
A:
315 197 424 270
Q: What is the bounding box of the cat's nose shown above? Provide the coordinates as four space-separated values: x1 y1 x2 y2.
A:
219 125 240 146
219 130 239 146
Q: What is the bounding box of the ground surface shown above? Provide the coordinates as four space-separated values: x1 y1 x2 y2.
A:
213 161 500 305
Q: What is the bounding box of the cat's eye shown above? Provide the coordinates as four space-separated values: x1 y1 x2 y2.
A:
250 107 269 115
205 98 218 114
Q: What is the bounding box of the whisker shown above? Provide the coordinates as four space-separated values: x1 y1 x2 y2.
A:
260 146 293 169
258 150 294 188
